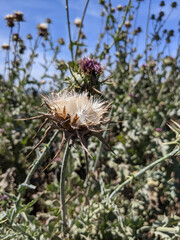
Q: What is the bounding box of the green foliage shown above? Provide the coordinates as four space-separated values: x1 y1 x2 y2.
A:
0 0 180 239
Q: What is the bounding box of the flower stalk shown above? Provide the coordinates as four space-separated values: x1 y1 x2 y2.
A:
60 139 70 234
109 147 179 199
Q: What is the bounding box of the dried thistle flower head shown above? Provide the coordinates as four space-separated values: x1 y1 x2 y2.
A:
125 21 132 28
44 91 108 127
13 11 24 22
4 14 15 27
37 23 48 37
110 7 115 13
117 5 123 11
22 91 112 172
74 18 82 27
1 43 10 50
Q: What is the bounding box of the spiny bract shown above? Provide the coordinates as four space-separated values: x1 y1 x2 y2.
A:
43 91 108 127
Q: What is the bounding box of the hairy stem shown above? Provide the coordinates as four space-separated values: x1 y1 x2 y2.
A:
109 147 179 199
60 139 70 234
107 0 132 51
65 0 74 61
145 0 152 61
93 108 113 171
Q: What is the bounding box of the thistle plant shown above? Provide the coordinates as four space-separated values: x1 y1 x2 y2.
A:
1 1 180 239
20 90 111 233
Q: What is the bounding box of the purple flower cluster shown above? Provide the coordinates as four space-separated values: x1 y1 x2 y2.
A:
155 128 163 132
0 129 5 133
129 93 134 98
80 57 103 76
2 195 8 200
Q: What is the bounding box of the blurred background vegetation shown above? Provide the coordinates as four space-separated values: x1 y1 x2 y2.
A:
0 0 180 239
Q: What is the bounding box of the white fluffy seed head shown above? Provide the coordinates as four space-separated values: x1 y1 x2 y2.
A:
44 91 109 127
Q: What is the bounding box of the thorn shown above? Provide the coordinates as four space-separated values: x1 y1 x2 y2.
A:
16 115 45 121
32 118 49 140
93 132 116 156
76 130 93 159
26 125 52 158
63 106 67 118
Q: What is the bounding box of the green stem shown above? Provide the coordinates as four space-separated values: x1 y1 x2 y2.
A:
60 139 70 234
93 108 113 171
65 0 74 61
11 130 59 222
145 0 152 61
107 0 132 52
109 148 179 199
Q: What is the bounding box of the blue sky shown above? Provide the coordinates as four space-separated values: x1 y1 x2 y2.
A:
0 0 179 81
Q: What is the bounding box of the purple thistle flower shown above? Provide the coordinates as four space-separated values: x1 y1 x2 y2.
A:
2 195 8 200
129 93 135 98
54 157 61 162
80 57 103 76
0 129 5 133
155 128 163 132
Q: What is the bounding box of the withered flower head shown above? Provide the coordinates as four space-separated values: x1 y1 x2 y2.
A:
117 5 123 11
125 21 132 28
44 91 108 127
37 23 48 37
4 14 15 27
80 57 103 76
74 18 82 27
1 43 10 50
13 11 24 22
23 91 112 171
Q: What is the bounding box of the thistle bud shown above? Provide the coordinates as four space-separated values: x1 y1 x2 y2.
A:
27 34 32 40
160 1 165 6
110 7 115 13
12 33 19 42
80 31 86 39
171 2 177 8
58 38 65 45
46 18 52 24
